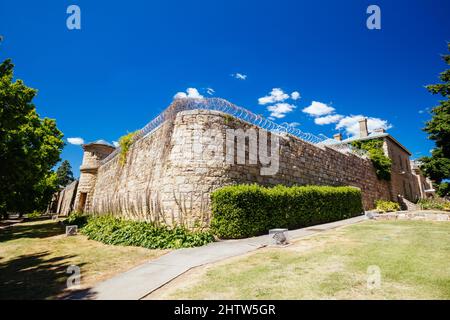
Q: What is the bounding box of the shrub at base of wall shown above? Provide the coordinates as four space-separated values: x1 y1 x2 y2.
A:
211 184 364 239
375 200 401 213
65 214 214 249
417 198 450 211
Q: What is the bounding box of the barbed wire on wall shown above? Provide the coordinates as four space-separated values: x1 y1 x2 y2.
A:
100 98 362 165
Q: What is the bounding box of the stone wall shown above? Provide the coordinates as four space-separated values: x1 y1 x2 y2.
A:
58 180 78 216
50 180 79 216
412 166 433 198
74 143 115 212
88 109 391 227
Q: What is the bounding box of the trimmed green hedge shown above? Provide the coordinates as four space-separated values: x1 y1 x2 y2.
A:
66 214 214 249
211 184 363 239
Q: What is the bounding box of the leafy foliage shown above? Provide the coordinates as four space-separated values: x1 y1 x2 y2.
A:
375 200 401 213
32 171 59 212
25 210 43 219
118 131 137 165
56 160 74 187
210 184 363 239
420 148 450 185
437 182 450 197
65 211 89 227
0 59 64 217
351 139 392 180
417 198 450 211
420 44 450 184
66 214 214 249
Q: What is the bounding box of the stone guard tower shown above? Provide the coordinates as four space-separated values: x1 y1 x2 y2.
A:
73 140 115 213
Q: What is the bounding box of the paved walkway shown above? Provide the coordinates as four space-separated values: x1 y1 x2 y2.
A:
74 215 367 300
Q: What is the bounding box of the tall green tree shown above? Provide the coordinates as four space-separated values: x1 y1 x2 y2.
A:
0 59 64 217
420 44 450 186
56 160 75 187
420 149 450 184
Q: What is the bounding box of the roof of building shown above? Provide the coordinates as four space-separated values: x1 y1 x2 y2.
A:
83 140 116 148
326 132 412 155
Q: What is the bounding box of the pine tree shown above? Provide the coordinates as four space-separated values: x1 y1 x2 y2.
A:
56 160 75 187
420 43 450 185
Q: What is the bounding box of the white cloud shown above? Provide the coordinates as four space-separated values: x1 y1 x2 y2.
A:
67 137 84 145
231 73 247 80
258 88 290 105
267 103 296 119
314 114 343 125
336 115 392 137
112 141 120 148
206 88 215 95
291 91 301 100
302 101 335 117
282 121 300 127
174 87 204 99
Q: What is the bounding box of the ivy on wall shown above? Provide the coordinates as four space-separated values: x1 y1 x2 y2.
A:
351 139 392 181
119 131 137 165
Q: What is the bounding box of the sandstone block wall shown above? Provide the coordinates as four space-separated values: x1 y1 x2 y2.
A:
57 180 78 216
88 109 391 227
74 144 115 212
50 180 79 216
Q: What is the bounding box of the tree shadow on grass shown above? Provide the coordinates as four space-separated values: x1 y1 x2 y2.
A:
0 220 65 242
0 251 96 300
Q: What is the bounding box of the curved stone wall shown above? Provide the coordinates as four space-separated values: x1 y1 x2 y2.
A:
87 109 391 227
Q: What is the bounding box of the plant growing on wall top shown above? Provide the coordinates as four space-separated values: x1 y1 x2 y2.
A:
223 114 235 125
119 131 137 165
351 139 392 181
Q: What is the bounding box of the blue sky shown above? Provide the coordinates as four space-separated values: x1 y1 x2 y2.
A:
1 0 449 177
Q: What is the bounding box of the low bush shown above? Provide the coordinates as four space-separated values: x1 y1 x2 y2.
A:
210 184 363 239
65 211 89 227
67 215 214 249
25 211 42 220
375 200 401 213
437 182 450 198
417 198 450 211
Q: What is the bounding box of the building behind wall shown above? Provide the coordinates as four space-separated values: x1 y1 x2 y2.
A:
331 118 432 204
411 160 435 198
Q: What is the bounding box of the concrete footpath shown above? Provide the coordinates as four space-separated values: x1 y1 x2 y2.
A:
75 215 367 300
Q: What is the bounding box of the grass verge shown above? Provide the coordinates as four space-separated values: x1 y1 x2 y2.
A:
0 219 167 299
149 220 450 299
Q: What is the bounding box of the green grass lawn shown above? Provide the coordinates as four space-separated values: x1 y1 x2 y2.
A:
151 220 450 300
0 219 167 300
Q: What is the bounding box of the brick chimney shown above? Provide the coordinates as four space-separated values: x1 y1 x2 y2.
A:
374 128 385 133
333 133 342 141
359 118 368 138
